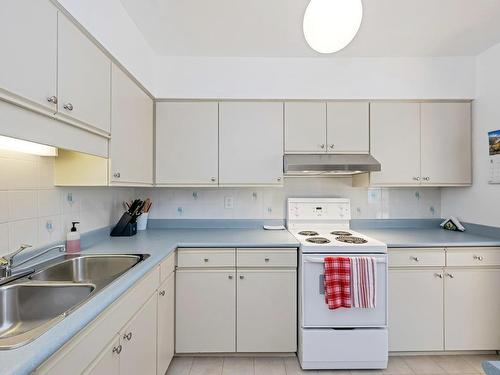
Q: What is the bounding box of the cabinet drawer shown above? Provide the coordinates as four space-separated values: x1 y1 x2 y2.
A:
237 249 297 268
177 248 235 268
160 252 176 282
447 248 500 267
389 248 445 267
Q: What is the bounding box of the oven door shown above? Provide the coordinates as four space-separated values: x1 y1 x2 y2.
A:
301 253 387 328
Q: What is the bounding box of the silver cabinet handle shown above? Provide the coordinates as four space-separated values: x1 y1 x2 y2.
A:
228 275 233 280
434 273 443 278
47 96 58 104
63 103 74 111
329 144 334 149
445 273 454 278
203 258 209 262
113 344 122 354
473 255 484 261
412 177 421 181
423 177 430 181
277 177 282 182
264 258 270 262
410 256 419 262
239 275 244 280
320 144 325 149
114 172 121 178
211 177 216 182
159 290 166 296
123 332 132 341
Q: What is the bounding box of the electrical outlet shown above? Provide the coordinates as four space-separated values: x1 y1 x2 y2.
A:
224 196 234 209
46 220 53 233
67 192 73 205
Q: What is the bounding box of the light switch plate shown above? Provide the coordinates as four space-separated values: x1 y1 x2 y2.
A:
224 196 234 209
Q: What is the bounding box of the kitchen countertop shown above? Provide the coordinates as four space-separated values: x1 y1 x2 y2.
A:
351 219 500 248
0 228 299 375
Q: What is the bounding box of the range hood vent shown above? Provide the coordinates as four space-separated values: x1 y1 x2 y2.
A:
284 154 381 176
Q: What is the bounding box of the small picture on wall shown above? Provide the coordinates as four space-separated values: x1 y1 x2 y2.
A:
489 129 500 155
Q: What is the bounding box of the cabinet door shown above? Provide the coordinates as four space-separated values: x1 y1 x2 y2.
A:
370 103 421 185
445 268 500 350
156 102 219 185
219 102 283 185
285 102 326 153
388 269 444 351
176 269 236 352
237 270 297 352
157 274 175 375
0 0 57 113
327 102 369 153
120 294 157 375
420 103 471 185
110 65 153 185
58 14 111 133
82 336 120 375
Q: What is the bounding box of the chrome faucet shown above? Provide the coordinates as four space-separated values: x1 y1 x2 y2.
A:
0 244 67 278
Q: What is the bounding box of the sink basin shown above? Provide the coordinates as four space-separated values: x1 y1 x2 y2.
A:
0 253 149 349
30 254 143 284
0 283 95 348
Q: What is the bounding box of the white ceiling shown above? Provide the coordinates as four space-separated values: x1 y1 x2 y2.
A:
120 0 500 58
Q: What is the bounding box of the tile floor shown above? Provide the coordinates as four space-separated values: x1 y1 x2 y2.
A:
166 354 499 375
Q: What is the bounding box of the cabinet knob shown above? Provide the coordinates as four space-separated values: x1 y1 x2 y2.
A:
320 144 325 149
47 96 58 104
277 177 282 182
410 256 419 262
445 273 454 278
63 102 74 111
412 177 421 181
113 344 122 354
203 258 209 262
423 177 430 181
329 144 334 149
239 275 244 280
434 273 443 278
211 177 216 182
159 290 166 296
264 258 270 262
473 255 484 261
114 172 121 178
228 275 233 280
123 332 132 341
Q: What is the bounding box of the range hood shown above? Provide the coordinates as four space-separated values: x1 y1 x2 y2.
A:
284 154 381 176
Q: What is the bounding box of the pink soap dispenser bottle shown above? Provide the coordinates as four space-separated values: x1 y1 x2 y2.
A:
66 221 81 253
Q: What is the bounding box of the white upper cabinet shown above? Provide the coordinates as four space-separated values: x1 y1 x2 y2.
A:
156 101 219 186
57 14 111 134
370 102 421 185
420 103 471 186
110 65 153 185
285 102 326 153
0 0 57 113
327 102 369 153
219 102 284 186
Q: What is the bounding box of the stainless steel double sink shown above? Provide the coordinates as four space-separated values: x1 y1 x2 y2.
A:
0 253 149 349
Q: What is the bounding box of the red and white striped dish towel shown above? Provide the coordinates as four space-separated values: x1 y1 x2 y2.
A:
323 256 351 309
350 257 377 308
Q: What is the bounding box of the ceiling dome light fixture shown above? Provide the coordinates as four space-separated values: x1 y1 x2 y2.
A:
303 0 363 54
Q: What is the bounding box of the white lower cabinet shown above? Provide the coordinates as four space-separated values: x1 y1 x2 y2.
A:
157 274 175 375
237 269 297 352
388 269 444 351
388 247 500 352
175 248 297 353
444 268 500 350
176 269 236 352
83 336 120 375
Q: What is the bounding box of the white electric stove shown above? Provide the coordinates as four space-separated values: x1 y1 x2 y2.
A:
287 198 388 370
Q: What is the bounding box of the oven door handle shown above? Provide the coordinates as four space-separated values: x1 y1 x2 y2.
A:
303 256 386 264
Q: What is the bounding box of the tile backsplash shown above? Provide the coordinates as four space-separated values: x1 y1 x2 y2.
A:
0 150 134 256
137 177 441 221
